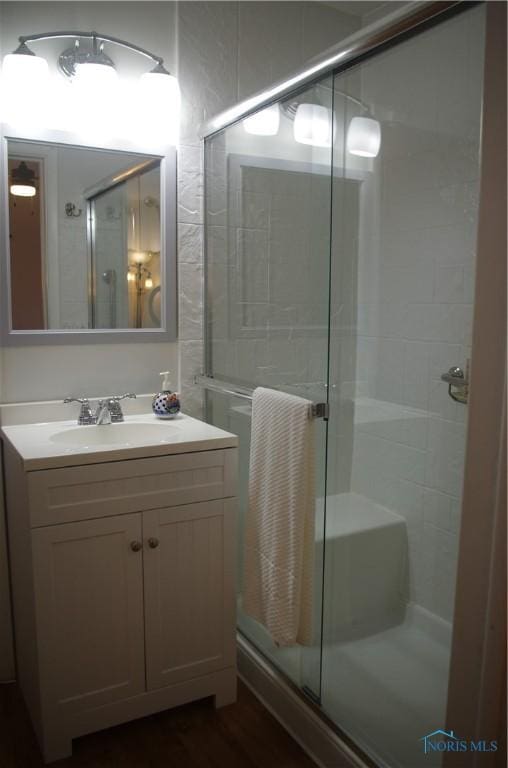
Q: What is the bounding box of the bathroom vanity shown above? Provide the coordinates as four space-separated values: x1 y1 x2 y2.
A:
1 410 238 762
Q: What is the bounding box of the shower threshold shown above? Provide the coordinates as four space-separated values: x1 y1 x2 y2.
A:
237 631 376 768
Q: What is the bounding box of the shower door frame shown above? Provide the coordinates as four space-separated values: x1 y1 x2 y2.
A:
444 4 507 762
202 1 506 765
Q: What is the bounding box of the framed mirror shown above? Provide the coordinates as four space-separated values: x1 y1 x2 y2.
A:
1 136 176 344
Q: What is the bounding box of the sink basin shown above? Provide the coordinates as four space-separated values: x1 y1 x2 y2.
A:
0 411 238 471
50 421 178 448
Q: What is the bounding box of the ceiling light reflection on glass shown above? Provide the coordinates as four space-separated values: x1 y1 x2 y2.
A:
346 116 381 158
243 104 280 136
294 103 333 148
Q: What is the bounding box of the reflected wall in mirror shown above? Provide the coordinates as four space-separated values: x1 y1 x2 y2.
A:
7 139 162 331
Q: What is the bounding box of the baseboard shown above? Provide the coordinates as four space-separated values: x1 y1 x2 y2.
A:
237 633 371 768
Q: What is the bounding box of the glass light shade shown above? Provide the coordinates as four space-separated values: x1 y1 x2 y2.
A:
130 250 152 265
2 51 49 86
294 103 332 148
1 52 49 124
140 70 180 144
127 272 135 283
74 62 118 90
145 277 153 289
72 63 118 138
10 184 36 197
243 104 280 136
346 116 381 158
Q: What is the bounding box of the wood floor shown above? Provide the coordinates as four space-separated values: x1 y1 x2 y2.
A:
0 679 317 767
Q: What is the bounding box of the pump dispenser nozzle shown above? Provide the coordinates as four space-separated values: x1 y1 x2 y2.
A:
160 371 172 391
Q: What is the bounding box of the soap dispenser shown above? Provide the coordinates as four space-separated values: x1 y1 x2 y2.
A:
152 371 181 419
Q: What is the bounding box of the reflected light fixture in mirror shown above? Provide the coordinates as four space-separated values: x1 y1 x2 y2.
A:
347 116 381 158
294 103 333 148
127 251 155 328
243 104 280 136
10 161 37 197
130 249 153 265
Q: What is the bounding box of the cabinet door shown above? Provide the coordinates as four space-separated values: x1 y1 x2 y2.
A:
32 513 146 716
144 499 236 690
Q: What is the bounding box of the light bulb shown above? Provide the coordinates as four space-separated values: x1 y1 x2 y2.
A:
74 61 118 89
243 104 280 136
145 277 153 289
1 48 49 125
10 184 36 197
72 62 118 138
346 116 381 158
139 69 180 145
130 250 152 265
294 103 332 148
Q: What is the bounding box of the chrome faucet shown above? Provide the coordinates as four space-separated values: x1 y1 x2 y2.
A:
107 393 137 422
95 400 112 425
63 397 95 425
64 393 136 425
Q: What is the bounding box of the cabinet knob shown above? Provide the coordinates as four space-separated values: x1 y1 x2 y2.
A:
148 537 159 549
130 540 142 552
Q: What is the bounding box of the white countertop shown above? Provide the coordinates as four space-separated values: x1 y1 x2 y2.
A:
1 412 238 471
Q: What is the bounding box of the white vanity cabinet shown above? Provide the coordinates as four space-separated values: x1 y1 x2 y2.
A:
3 424 238 763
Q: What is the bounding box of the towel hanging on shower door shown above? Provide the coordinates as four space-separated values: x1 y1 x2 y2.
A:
243 386 315 647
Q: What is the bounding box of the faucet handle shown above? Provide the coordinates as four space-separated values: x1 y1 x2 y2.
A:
113 393 137 401
64 397 94 425
106 394 136 423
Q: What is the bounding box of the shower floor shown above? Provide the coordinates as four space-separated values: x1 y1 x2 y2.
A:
238 490 451 768
321 606 450 768
240 605 450 768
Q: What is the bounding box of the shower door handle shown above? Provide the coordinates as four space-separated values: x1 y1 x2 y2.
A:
441 365 469 404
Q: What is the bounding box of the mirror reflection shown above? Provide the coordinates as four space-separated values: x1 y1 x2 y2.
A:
7 140 162 331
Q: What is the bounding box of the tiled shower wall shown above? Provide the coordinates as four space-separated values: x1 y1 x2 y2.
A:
348 7 485 622
177 1 359 416
207 162 331 392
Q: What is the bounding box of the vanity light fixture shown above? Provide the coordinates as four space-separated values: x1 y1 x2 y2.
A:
130 249 154 266
10 161 37 197
2 31 180 139
127 253 156 327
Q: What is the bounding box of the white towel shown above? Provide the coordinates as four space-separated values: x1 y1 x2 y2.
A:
243 387 315 647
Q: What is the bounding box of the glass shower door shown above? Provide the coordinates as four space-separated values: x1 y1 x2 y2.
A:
322 6 485 767
204 78 334 701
